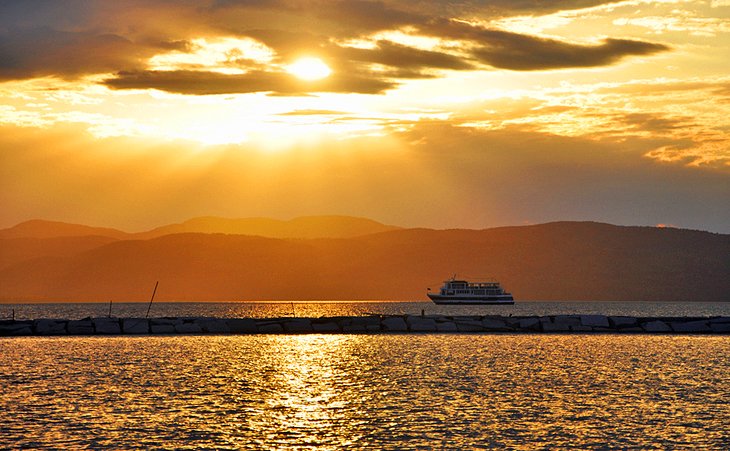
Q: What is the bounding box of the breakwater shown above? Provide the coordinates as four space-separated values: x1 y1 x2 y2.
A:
1 315 729 336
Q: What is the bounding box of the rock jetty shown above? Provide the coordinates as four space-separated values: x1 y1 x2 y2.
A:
1 315 729 336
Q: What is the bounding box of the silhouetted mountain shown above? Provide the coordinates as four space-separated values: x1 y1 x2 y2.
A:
0 220 128 239
0 221 727 301
0 236 119 270
134 215 400 239
0 216 400 240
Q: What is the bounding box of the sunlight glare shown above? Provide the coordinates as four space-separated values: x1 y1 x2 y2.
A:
287 57 332 81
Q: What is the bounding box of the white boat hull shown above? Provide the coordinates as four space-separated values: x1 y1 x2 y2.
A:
427 294 514 305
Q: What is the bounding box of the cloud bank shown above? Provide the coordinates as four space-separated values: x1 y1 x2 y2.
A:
1 0 670 94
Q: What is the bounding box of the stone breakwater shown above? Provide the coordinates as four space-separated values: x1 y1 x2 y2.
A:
1 315 729 336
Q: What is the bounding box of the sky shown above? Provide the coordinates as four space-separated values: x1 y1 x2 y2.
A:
1 0 729 233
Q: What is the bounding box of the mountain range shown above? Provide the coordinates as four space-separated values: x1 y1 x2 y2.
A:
0 217 728 302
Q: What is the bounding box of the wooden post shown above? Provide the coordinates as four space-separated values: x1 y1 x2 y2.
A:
146 281 159 318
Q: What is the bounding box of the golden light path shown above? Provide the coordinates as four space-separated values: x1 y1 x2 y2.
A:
2 334 728 448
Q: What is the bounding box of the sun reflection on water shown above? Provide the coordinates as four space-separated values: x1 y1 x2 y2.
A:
246 335 370 448
0 335 728 449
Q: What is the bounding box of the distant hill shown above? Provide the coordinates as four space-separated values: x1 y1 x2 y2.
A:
0 220 128 239
134 215 401 239
0 221 727 302
0 236 119 270
0 216 400 240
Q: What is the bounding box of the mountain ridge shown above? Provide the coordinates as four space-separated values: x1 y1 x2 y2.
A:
133 215 401 239
0 215 401 240
0 219 128 240
1 220 727 302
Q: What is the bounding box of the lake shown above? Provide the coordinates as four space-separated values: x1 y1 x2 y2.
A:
3 300 730 320
1 334 728 449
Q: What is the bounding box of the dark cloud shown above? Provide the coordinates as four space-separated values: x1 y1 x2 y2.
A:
473 36 668 70
310 0 424 34
0 0 671 91
435 0 625 16
419 20 670 70
104 69 396 95
245 29 472 77
619 113 688 133
0 27 148 81
0 0 95 30
339 40 474 72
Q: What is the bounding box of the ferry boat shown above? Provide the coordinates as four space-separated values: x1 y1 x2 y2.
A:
427 277 514 305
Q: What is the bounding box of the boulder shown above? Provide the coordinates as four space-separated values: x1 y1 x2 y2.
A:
342 323 370 332
609 316 638 328
122 318 149 334
580 315 610 328
0 321 33 336
642 320 671 332
352 316 382 331
455 319 484 332
710 322 730 333
406 316 438 332
150 324 176 334
227 318 258 333
257 322 284 333
618 327 644 333
175 322 202 334
67 320 94 335
554 315 582 326
198 319 231 333
570 325 594 332
311 321 341 332
541 321 571 332
381 317 408 332
34 319 67 335
436 321 458 332
93 318 121 334
517 317 540 331
283 319 313 333
481 318 510 331
670 320 711 333
150 318 181 326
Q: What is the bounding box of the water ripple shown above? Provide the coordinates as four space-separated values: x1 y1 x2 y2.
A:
0 335 728 449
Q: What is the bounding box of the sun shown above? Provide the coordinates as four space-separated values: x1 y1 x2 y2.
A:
287 57 332 81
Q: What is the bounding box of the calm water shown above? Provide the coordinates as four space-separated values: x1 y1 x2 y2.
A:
1 334 728 449
2 301 730 320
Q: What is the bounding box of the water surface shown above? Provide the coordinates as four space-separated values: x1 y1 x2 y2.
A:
1 334 728 449
2 300 729 320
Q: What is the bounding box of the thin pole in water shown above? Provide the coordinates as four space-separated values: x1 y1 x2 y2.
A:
108 300 113 318
291 302 296 317
146 281 159 318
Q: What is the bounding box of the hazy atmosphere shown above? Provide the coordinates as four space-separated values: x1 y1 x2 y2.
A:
2 4 730 449
1 0 729 232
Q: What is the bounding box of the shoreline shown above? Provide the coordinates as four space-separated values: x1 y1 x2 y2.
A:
1 315 729 336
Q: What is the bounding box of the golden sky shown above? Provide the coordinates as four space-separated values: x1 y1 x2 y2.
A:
1 0 729 232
